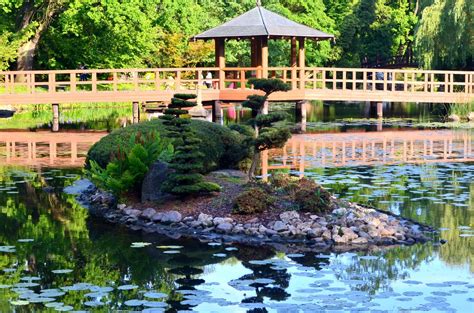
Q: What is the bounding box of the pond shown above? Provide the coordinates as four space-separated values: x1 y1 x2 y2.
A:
0 102 472 312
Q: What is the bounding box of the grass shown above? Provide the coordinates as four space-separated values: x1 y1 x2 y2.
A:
446 101 474 119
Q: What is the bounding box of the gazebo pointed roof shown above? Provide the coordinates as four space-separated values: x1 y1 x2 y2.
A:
192 6 334 40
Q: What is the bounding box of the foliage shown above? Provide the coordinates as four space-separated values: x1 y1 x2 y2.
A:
0 0 470 70
159 93 220 196
286 178 332 213
233 186 275 215
270 174 332 213
415 0 473 69
87 118 249 172
242 78 292 179
86 132 173 196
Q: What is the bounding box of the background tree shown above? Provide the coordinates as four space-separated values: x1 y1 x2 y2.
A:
159 93 220 196
415 0 473 69
243 78 292 179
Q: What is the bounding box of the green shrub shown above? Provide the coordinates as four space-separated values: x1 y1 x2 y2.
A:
86 119 248 172
284 178 332 213
160 93 221 196
86 132 173 196
233 185 274 215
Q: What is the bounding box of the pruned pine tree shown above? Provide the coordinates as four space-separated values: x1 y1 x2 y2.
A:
160 94 220 196
243 78 292 179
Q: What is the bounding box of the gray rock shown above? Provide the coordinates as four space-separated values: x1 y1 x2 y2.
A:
468 112 474 122
352 237 368 244
160 211 182 224
117 203 127 210
447 114 461 122
279 211 300 223
198 213 213 227
152 212 164 222
124 208 141 217
216 222 233 232
273 221 287 232
141 208 157 220
141 161 172 202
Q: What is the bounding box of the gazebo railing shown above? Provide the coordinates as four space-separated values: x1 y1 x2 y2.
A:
1 67 473 96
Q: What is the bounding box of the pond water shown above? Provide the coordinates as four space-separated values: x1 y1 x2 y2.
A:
0 102 472 312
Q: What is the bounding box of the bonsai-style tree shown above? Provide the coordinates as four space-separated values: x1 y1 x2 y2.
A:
160 93 220 195
243 78 292 179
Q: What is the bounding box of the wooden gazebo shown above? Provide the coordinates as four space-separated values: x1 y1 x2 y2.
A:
191 1 334 78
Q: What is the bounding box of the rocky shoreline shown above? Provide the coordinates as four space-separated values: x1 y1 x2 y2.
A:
71 180 437 249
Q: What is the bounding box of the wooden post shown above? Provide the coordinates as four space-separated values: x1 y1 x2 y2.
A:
52 103 60 132
377 102 383 119
132 101 140 124
290 38 297 90
215 38 226 89
212 100 223 124
251 38 258 68
261 37 268 78
296 100 307 132
298 38 305 90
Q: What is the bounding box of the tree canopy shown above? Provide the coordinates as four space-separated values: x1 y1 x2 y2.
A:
0 0 471 71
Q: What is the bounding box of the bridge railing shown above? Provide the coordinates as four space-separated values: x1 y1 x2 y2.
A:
1 67 473 96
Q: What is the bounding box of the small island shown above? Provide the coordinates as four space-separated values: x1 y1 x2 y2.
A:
75 78 435 250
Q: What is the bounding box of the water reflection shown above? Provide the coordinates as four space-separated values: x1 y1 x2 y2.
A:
0 131 106 167
263 129 474 176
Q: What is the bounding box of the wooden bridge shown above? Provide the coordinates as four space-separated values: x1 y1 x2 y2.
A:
0 131 107 167
1 67 473 106
262 129 474 177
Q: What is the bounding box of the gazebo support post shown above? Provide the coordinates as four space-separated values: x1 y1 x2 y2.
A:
298 37 305 90
215 38 226 89
291 38 297 89
261 37 268 78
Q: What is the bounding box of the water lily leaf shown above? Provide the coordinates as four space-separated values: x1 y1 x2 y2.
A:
10 300 30 305
52 269 73 274
144 292 167 299
130 242 151 248
117 284 139 291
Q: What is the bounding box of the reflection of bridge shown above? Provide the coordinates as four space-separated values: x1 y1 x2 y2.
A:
0 131 107 167
262 130 474 176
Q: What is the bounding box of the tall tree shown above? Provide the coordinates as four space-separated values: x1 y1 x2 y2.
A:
0 0 68 70
415 0 473 69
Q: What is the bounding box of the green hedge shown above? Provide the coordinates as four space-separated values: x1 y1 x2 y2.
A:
87 119 249 172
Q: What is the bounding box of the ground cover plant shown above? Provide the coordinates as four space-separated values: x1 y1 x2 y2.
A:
87 132 173 197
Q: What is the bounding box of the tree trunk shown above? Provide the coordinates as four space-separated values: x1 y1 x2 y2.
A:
248 150 261 180
17 35 40 71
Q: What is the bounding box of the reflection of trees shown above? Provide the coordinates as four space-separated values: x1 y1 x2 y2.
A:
306 162 474 273
333 245 435 294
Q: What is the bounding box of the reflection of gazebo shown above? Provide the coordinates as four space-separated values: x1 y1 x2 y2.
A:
191 2 334 79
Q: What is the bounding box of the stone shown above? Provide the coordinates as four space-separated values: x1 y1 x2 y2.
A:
447 114 461 122
352 237 368 244
141 208 157 220
273 221 287 232
341 227 358 241
141 161 172 202
160 211 182 224
117 204 127 210
198 213 213 227
333 208 347 216
124 208 141 217
322 229 332 240
279 211 300 223
216 222 233 232
468 112 474 122
151 212 164 222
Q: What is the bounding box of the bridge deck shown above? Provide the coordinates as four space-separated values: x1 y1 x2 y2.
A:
1 67 473 105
